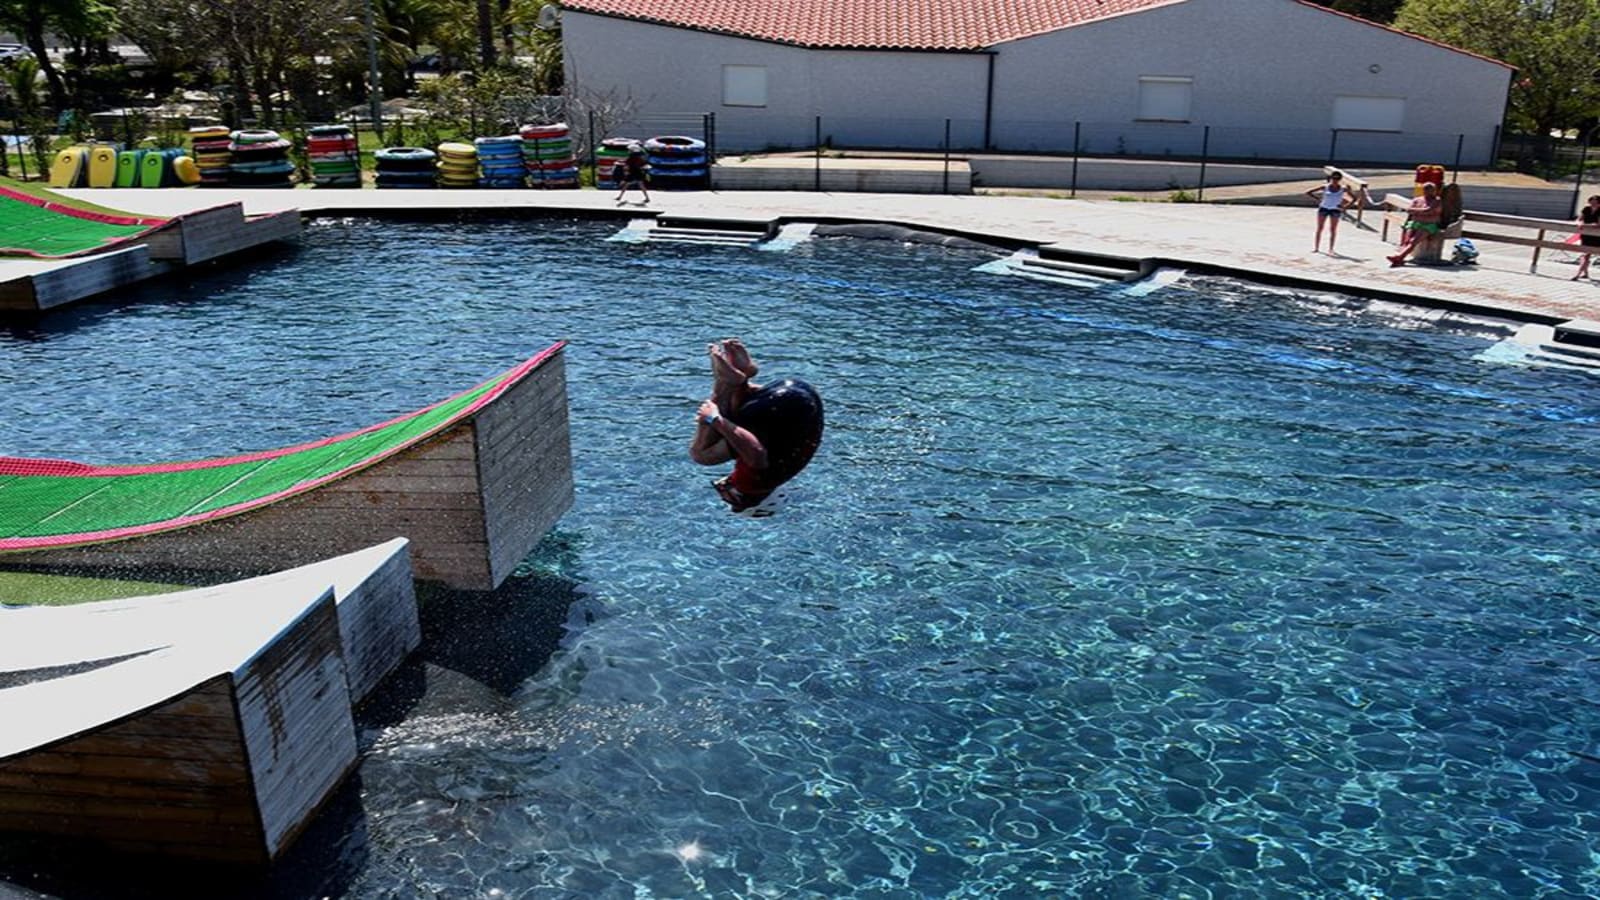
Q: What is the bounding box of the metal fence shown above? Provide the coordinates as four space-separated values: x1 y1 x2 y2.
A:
712 112 1498 170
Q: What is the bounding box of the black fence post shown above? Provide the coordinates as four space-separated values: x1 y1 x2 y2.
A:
1490 123 1503 170
14 130 26 180
1571 129 1591 217
814 115 822 192
943 118 951 194
587 109 597 177
1327 129 1339 166
1070 121 1081 199
1197 125 1210 202
706 112 716 165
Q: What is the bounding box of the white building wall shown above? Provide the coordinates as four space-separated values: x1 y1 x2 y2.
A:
563 0 1510 164
990 0 1510 164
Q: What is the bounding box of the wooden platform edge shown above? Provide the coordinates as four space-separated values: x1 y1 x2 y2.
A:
0 539 417 864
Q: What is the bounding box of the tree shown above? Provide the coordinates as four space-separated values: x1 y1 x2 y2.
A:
1394 0 1600 139
121 0 360 126
0 0 115 112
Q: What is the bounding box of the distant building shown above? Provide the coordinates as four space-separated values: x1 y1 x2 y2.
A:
560 0 1513 165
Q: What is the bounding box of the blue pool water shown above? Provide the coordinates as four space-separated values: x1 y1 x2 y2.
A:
3 218 1600 898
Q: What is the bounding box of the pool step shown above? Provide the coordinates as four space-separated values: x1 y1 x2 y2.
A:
1016 255 1137 282
974 249 1143 288
1497 318 1600 371
650 226 767 246
608 218 813 251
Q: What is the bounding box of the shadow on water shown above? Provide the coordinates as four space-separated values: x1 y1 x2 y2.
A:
362 561 587 726
0 545 586 900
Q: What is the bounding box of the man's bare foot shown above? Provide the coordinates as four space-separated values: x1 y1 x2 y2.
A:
708 342 742 384
721 338 758 378
709 339 758 383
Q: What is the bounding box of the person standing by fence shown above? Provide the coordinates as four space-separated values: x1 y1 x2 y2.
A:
1575 195 1600 281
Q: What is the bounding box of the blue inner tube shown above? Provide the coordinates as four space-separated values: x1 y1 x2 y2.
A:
375 147 437 163
730 378 825 498
645 136 707 154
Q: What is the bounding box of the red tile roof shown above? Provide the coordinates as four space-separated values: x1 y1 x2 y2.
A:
559 0 1186 50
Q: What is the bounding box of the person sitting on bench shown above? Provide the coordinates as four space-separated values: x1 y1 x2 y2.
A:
1387 182 1441 268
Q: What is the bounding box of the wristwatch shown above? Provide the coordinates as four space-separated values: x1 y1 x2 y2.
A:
703 412 721 426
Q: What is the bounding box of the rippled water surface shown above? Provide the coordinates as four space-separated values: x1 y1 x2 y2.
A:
3 217 1600 899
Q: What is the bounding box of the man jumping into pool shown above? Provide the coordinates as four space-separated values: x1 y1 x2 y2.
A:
689 338 824 512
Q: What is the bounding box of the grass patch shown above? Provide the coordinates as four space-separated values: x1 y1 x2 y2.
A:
0 571 186 607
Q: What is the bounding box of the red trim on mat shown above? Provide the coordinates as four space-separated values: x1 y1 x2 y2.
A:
0 342 566 550
0 184 169 227
0 184 187 259
0 456 95 476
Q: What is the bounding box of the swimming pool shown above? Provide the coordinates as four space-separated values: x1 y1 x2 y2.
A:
3 217 1599 898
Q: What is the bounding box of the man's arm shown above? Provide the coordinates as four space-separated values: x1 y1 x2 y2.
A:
695 400 767 469
689 417 734 465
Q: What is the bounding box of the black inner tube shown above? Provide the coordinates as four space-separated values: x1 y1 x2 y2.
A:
731 378 825 491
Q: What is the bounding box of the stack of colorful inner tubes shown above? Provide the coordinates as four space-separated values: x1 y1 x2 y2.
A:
306 125 361 188
474 136 525 188
189 125 233 187
228 129 295 188
373 147 438 189
520 123 578 189
644 135 709 188
594 137 637 190
435 142 479 188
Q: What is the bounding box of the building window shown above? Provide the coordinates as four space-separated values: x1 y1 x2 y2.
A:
1332 96 1404 132
1137 77 1192 122
723 65 768 108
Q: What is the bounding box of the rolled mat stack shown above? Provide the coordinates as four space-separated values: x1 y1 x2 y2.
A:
594 137 637 190
644 135 709 188
374 147 437 188
47 147 89 188
435 142 479 188
137 147 188 188
306 125 361 188
228 129 296 188
113 148 145 187
474 136 525 188
520 123 578 189
188 125 233 187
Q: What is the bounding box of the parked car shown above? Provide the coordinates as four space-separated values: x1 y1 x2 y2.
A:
0 43 31 62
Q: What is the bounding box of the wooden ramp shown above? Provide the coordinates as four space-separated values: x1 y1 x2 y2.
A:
0 539 418 864
0 344 574 591
0 183 303 313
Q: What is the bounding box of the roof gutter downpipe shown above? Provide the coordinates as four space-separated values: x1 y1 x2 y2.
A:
983 51 995 151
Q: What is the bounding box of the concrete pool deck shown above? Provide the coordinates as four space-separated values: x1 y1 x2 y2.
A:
28 186 1600 325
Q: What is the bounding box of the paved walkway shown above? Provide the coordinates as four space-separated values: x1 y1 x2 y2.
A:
40 187 1600 324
